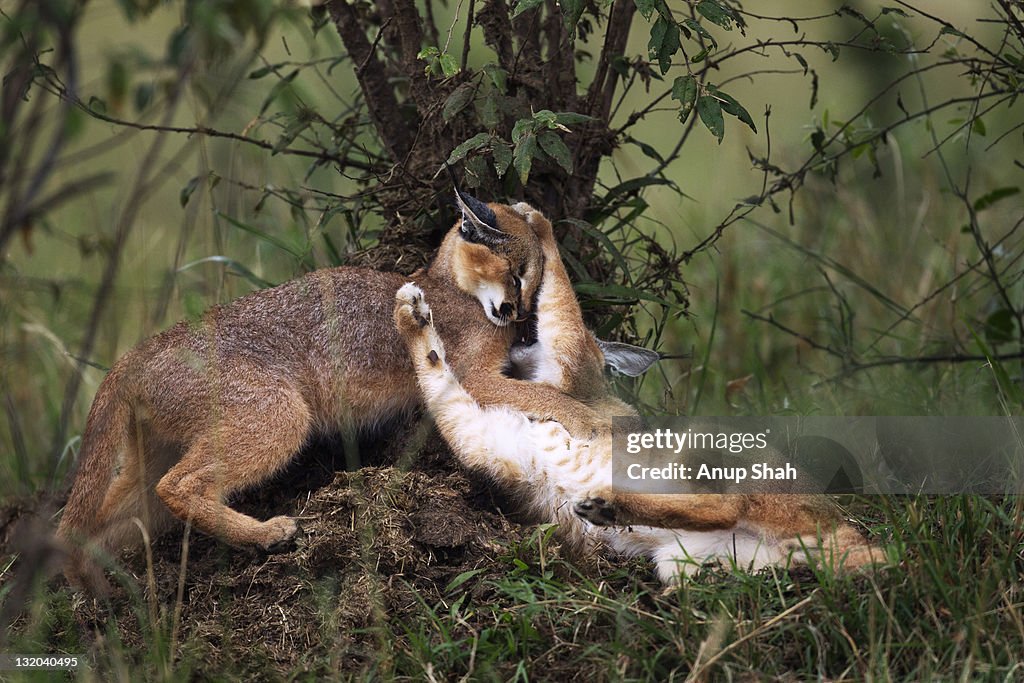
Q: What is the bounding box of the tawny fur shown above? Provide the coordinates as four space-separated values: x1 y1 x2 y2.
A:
394 204 881 583
57 201 604 595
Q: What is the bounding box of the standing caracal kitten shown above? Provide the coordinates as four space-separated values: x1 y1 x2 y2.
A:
57 192 602 595
394 203 880 583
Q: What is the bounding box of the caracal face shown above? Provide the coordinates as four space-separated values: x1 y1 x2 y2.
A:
448 193 544 326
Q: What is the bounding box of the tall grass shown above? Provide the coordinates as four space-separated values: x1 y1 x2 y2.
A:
8 494 1021 681
1 2 1022 680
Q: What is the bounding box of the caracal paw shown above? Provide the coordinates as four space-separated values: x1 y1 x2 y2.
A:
574 497 618 526
259 515 300 553
394 282 431 336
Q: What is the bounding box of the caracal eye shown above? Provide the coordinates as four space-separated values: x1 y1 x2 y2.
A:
513 275 522 291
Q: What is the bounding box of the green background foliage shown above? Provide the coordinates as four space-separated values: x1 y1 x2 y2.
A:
1 0 1023 678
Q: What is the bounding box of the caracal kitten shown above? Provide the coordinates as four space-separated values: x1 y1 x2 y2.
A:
394 203 880 583
57 192 603 595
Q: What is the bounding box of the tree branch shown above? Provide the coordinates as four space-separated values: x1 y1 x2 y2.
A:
64 100 382 172
586 0 636 122
326 0 414 163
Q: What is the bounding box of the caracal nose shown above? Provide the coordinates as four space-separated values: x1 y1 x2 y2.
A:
499 302 514 318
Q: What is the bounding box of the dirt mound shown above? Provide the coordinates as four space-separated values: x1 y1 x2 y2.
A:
160 467 533 673
1 461 574 678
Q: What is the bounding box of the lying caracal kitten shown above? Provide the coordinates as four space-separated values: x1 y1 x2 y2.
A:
57 192 602 595
394 203 880 583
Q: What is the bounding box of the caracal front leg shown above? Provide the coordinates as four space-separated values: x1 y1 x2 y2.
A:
394 283 537 486
393 280 601 440
573 492 747 532
458 370 602 440
514 205 604 392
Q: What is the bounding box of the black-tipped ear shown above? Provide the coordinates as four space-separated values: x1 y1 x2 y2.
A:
444 161 506 245
454 190 508 246
597 340 662 377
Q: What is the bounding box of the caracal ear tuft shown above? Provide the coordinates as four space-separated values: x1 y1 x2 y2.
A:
454 190 508 247
597 340 662 377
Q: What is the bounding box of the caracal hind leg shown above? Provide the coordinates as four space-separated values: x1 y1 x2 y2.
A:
61 434 176 594
154 383 311 551
93 471 176 556
744 494 881 571
781 523 882 570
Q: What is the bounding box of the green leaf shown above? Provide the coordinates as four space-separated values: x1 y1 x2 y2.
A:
272 115 313 154
972 116 987 136
625 136 666 163
133 82 154 112
714 88 757 133
258 69 299 116
574 282 677 308
465 155 488 188
512 117 534 142
88 95 108 114
248 64 276 80
447 132 491 164
483 63 508 92
513 133 539 184
445 568 485 593
697 94 725 142
510 0 544 19
443 83 476 122
671 75 698 123
532 109 560 129
648 17 680 75
610 54 631 78
180 176 202 207
985 309 1016 345
595 176 677 213
561 0 585 33
439 53 459 77
553 111 597 127
492 139 513 177
634 0 657 21
168 26 191 66
682 18 717 47
940 25 966 38
419 46 460 78
562 218 633 285
696 0 734 30
539 131 573 174
973 186 1019 212
476 91 501 129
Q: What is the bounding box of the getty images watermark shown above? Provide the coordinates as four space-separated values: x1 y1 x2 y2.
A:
612 417 1024 495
